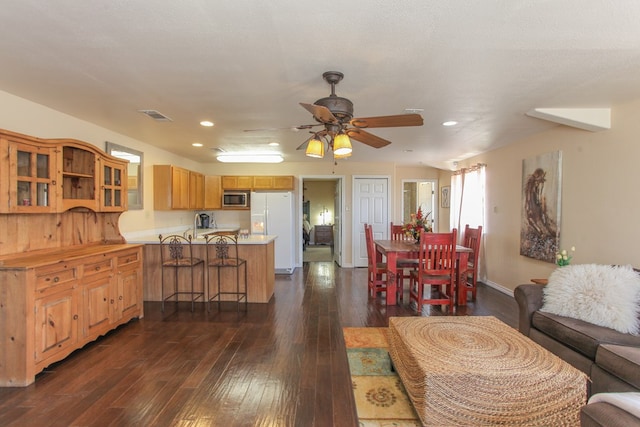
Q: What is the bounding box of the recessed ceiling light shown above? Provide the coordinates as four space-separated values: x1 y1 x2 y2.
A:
268 142 280 147
192 142 203 147
200 120 214 127
442 121 458 126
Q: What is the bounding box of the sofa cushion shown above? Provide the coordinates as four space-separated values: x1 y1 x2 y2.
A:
532 311 640 359
596 345 640 390
541 264 640 335
581 402 640 427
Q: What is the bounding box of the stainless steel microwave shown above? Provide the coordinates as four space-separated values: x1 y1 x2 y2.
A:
222 191 249 208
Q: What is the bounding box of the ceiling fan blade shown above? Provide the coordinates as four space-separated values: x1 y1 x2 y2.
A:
244 124 318 132
350 113 423 129
345 128 391 149
299 102 339 124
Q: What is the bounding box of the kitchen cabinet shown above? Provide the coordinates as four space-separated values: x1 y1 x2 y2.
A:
189 171 204 209
204 175 222 209
314 225 334 245
222 175 295 191
222 175 253 190
0 244 143 386
0 129 128 214
252 175 295 190
153 165 206 210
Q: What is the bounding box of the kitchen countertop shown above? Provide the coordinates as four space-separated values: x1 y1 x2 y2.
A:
125 228 277 245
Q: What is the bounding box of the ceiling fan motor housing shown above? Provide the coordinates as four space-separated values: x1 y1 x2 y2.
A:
314 95 354 122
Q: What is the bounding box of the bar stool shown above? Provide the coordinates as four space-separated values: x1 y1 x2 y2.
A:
205 231 248 312
159 234 205 312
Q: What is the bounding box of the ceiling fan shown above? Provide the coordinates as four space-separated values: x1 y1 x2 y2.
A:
295 71 424 158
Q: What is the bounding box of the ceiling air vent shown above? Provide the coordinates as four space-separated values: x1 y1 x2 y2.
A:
138 109 173 122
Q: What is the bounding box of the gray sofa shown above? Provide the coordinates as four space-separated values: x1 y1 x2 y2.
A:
514 284 640 426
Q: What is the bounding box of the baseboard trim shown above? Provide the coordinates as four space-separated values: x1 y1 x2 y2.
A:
482 280 514 297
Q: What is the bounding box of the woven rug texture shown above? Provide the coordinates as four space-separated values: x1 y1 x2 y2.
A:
344 327 421 427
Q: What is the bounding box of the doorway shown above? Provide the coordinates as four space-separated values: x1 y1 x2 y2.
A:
402 179 437 231
300 176 344 265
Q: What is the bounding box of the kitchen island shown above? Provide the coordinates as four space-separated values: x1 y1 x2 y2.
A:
127 231 276 304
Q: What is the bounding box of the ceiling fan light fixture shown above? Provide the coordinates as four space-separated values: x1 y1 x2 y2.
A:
306 138 325 158
332 133 352 156
333 150 351 160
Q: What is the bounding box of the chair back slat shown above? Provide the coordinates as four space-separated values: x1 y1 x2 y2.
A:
364 224 375 269
463 224 483 265
390 222 410 241
417 229 457 276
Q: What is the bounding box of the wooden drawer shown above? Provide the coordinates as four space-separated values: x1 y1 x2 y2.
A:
35 263 78 291
82 256 114 278
117 249 141 268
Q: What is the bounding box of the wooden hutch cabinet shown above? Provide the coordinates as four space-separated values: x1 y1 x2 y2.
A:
0 128 143 387
0 132 128 213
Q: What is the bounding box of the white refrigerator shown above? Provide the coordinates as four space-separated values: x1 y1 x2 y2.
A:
250 191 295 274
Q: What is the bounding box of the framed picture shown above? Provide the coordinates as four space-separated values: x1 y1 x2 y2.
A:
441 186 450 208
520 151 562 263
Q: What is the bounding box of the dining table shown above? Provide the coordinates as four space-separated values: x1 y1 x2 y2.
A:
374 239 473 306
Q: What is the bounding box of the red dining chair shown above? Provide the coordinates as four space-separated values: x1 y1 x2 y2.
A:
390 222 418 301
462 224 483 301
409 228 457 313
364 223 388 298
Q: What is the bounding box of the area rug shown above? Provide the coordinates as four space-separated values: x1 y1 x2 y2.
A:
343 327 421 427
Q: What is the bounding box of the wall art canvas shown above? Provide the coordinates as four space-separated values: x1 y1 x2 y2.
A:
520 151 562 263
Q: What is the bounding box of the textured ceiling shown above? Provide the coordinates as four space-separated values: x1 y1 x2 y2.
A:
1 1 640 169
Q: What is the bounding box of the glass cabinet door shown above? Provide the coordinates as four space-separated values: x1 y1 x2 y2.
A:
101 160 126 211
10 141 57 212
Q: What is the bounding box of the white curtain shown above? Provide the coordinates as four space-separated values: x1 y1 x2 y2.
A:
450 163 486 233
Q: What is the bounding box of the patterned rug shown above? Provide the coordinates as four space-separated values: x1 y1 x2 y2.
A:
343 327 421 427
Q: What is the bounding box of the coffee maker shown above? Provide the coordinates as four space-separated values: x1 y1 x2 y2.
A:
198 213 210 229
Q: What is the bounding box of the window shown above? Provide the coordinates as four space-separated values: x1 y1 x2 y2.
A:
450 164 486 232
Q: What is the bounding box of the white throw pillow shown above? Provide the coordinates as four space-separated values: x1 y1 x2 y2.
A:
541 264 640 335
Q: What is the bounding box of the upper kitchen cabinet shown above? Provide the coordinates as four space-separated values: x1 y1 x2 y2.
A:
204 175 221 209
189 171 204 210
0 129 128 214
253 175 295 190
222 176 253 190
153 165 204 210
223 175 295 191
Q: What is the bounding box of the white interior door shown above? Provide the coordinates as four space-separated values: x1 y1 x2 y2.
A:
353 177 389 267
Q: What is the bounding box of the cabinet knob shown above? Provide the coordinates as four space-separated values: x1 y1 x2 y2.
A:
119 296 123 300
53 276 60 283
95 266 101 271
110 299 115 304
73 314 78 320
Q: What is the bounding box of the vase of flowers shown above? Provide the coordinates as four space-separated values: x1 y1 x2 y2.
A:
556 246 575 266
402 207 432 242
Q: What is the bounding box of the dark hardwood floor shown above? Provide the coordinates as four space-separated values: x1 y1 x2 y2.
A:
0 261 518 427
